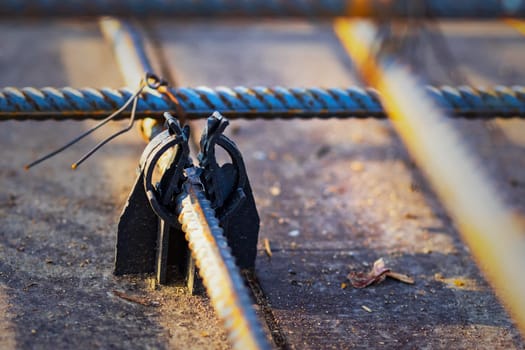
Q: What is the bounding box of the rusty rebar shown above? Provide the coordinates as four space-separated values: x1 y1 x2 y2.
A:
334 18 525 336
177 172 270 350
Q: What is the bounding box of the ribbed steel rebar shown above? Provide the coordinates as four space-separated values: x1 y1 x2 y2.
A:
2 0 525 18
334 18 525 336
177 178 270 350
99 17 167 141
2 85 525 121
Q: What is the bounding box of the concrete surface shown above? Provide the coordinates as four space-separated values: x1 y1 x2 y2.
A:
0 19 524 349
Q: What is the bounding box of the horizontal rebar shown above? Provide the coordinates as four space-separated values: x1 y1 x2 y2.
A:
1 85 525 121
1 0 525 18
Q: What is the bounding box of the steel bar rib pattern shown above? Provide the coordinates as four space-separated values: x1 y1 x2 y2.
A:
2 85 525 121
177 180 270 350
102 18 269 349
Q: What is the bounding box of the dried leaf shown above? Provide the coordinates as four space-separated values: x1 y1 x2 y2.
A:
348 258 390 288
385 271 415 284
347 258 414 288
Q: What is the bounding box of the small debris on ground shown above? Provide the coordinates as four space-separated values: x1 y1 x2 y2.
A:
361 305 372 313
385 271 415 284
347 258 414 288
434 273 476 290
404 213 418 220
270 185 281 196
316 144 331 158
23 282 38 292
324 185 346 196
0 193 17 208
264 238 272 258
453 279 465 287
147 277 157 291
422 247 432 254
252 151 266 160
112 290 160 307
350 161 364 172
288 230 300 238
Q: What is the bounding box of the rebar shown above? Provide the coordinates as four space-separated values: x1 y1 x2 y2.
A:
334 18 525 336
99 17 164 140
2 85 525 121
2 0 525 18
177 175 270 350
102 18 268 348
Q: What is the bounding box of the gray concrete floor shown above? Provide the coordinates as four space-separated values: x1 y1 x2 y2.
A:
0 19 524 349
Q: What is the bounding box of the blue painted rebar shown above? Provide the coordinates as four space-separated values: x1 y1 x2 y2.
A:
1 85 525 121
2 0 525 18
